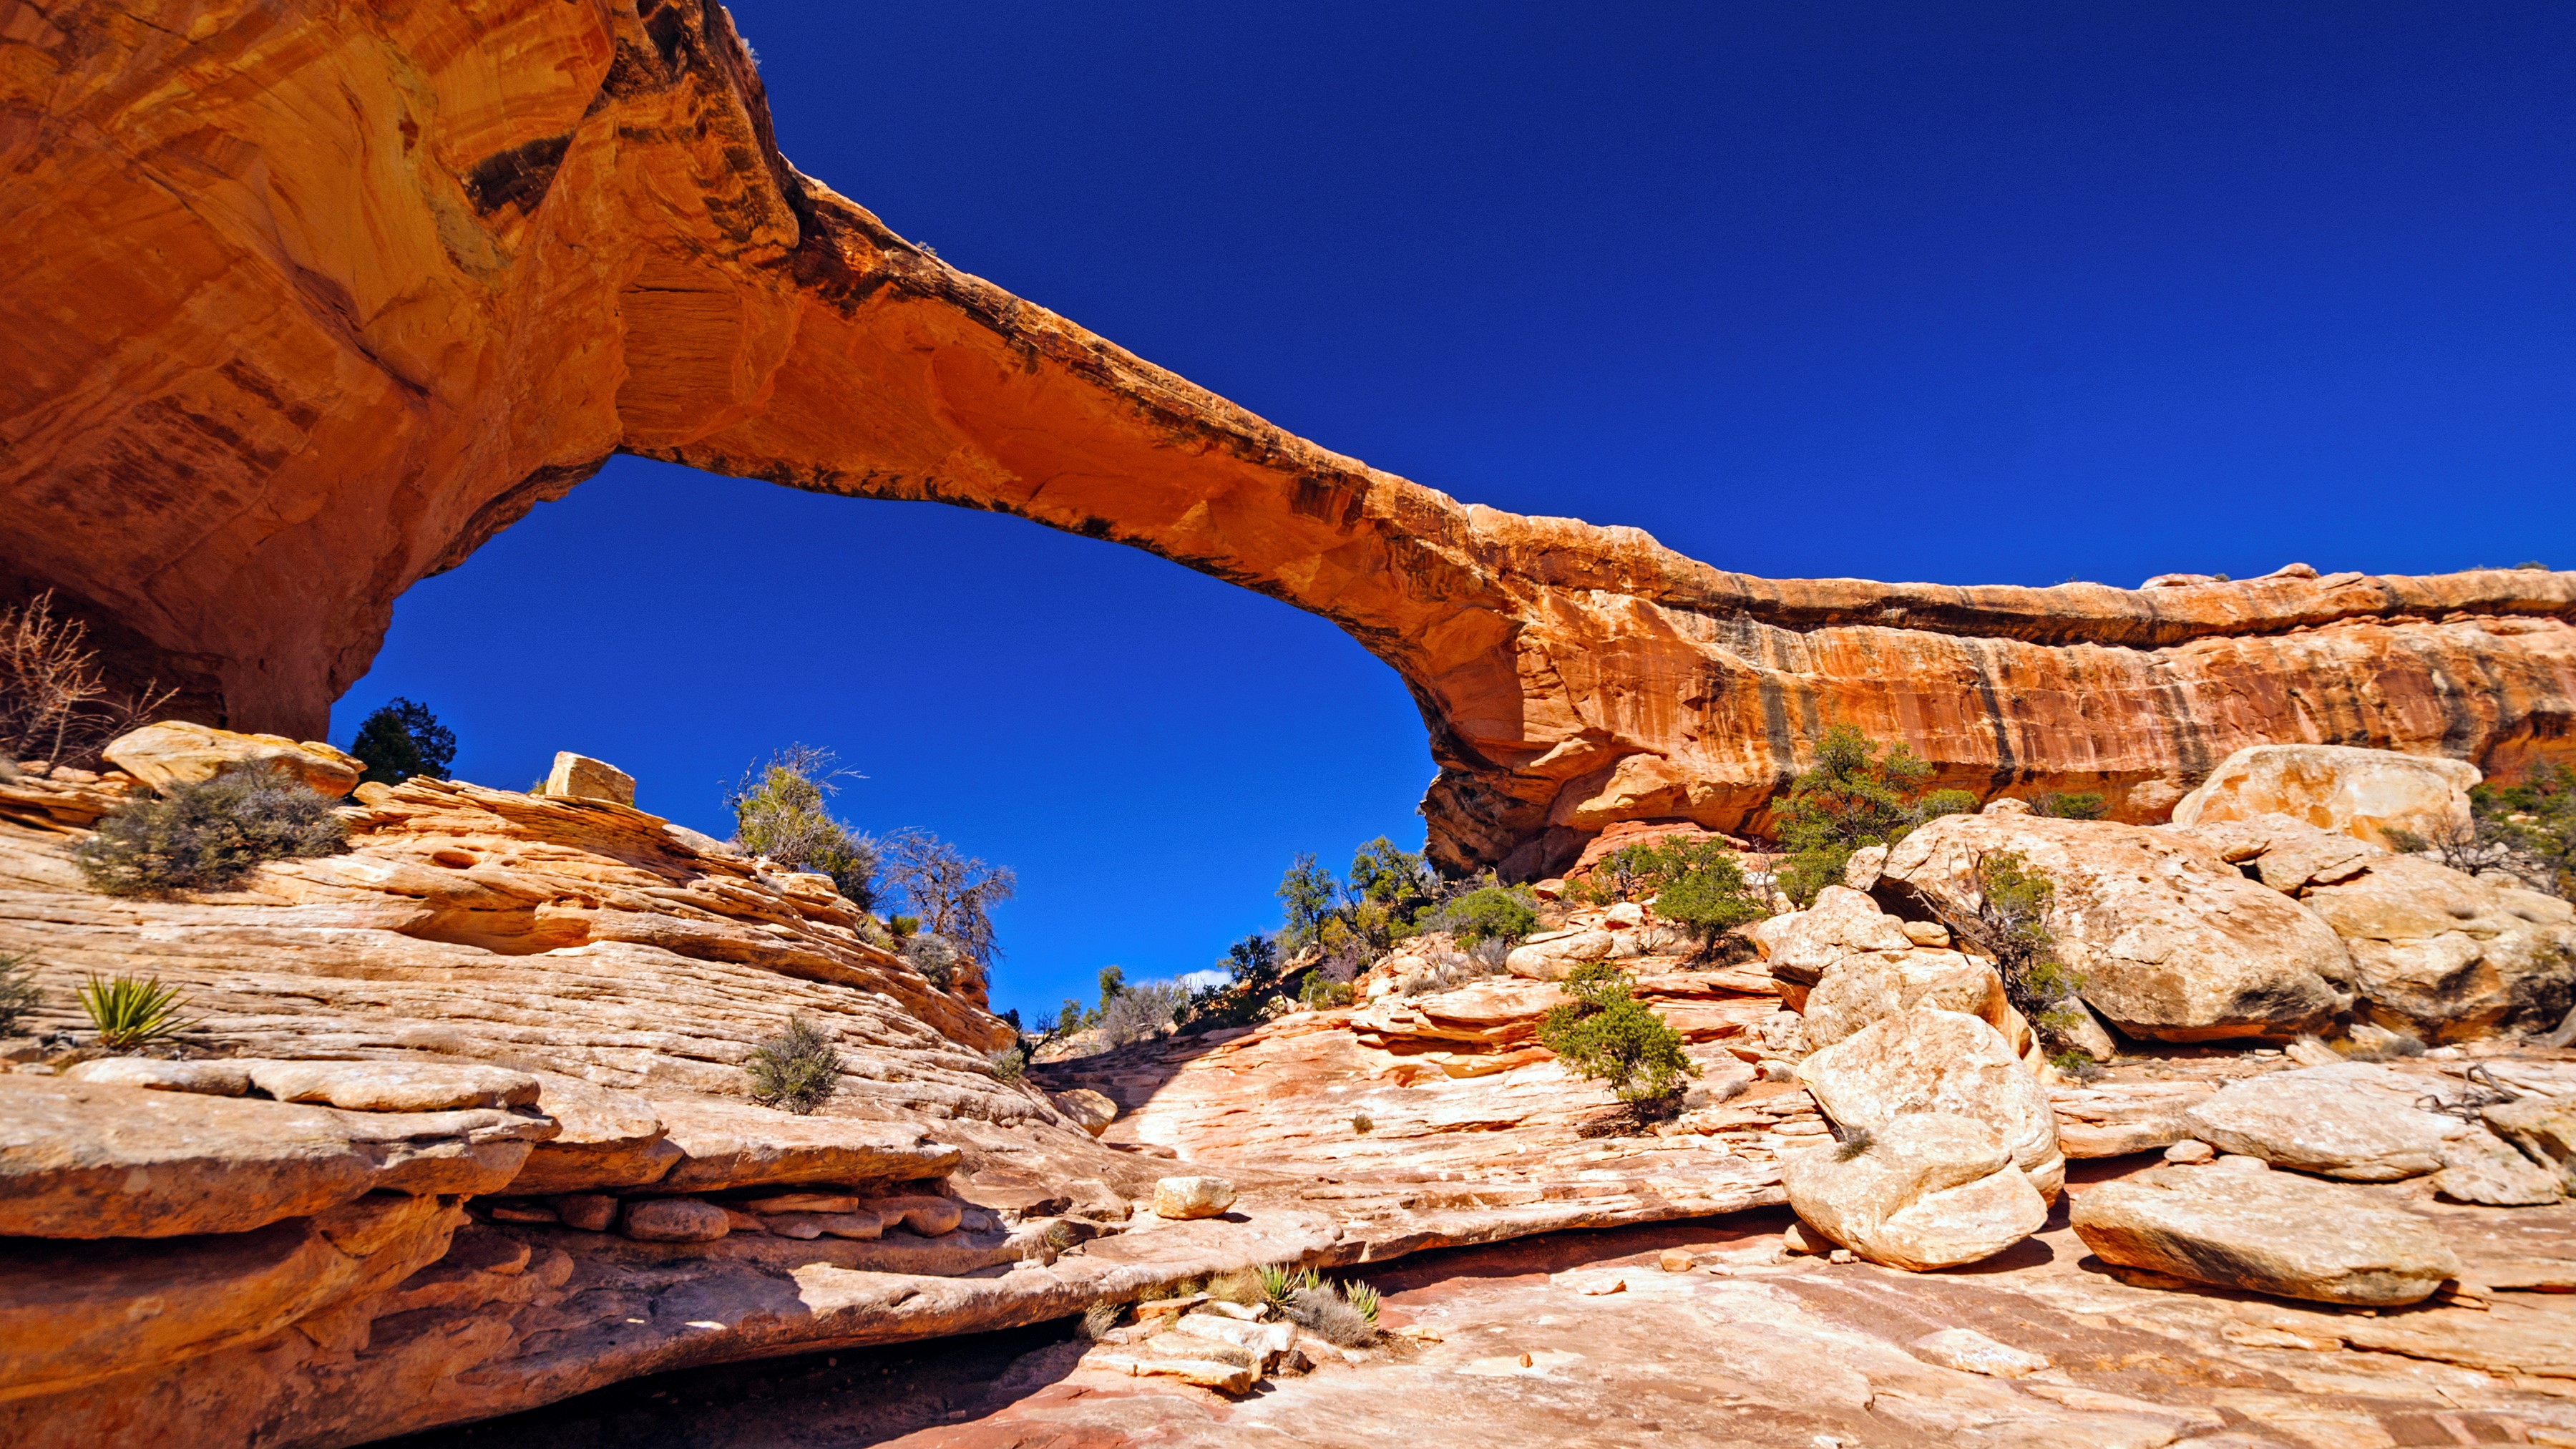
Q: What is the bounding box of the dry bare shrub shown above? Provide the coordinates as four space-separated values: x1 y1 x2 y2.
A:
0 592 175 767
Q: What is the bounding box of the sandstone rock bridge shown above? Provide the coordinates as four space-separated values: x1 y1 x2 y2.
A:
5 0 2572 877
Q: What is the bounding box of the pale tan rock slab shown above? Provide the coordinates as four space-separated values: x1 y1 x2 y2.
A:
2071 1163 2461 1304
1153 1176 1239 1219
1783 1113 2046 1271
246 1059 542 1112
101 723 361 799
2181 1063 2451 1181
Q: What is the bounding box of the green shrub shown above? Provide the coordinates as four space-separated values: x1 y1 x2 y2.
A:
1916 789 1981 821
1644 842 1771 958
1439 885 1538 947
73 765 348 896
726 745 879 909
1341 1279 1382 1323
2029 791 2107 821
1537 961 1699 1106
2472 762 2575 898
1299 974 1355 1010
0 952 36 1038
986 1044 1028 1080
1770 723 1944 907
348 697 455 786
77 973 197 1051
1964 852 2093 1049
903 931 960 990
746 1013 841 1114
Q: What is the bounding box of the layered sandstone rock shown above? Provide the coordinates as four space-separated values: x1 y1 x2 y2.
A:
2 1 2571 875
2172 743 2480 847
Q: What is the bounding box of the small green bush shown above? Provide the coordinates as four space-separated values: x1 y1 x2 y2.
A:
2029 791 2107 820
1966 852 2094 1049
1772 723 1938 907
1341 1279 1382 1323
1438 885 1538 947
1916 789 1981 822
77 973 197 1051
746 1013 841 1114
726 745 879 909
348 697 455 786
986 1044 1028 1080
1299 973 1355 1010
0 952 36 1038
1537 961 1700 1106
1644 841 1771 959
73 765 348 896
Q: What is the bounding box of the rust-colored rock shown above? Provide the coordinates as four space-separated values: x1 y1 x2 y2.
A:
2 2 2571 874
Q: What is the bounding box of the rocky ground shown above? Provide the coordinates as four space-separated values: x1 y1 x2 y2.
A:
6 733 2576 1447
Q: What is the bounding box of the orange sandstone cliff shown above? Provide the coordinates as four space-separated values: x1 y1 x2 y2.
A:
3 0 2572 875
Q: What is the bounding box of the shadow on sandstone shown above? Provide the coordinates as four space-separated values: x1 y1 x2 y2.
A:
380 1320 1088 1449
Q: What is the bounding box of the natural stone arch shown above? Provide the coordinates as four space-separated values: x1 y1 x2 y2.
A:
3 0 2571 875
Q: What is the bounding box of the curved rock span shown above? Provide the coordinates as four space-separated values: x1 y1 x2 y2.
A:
5 0 2574 874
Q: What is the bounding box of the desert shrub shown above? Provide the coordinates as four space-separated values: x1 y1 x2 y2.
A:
73 765 348 896
746 1013 841 1114
1537 960 1699 1106
1772 723 1940 907
1834 1126 1875 1161
1284 1284 1377 1347
1916 788 1981 821
903 931 960 990
77 973 197 1051
726 745 879 909
881 828 1015 965
1352 1112 1375 1133
1644 842 1771 959
1963 852 2092 1048
348 697 455 786
0 952 36 1037
2029 790 2107 820
1431 884 1538 947
1101 977 1187 1046
1297 973 1355 1010
1079 1301 1123 1339
1258 1262 1319 1307
1207 1267 1264 1306
985 1043 1027 1080
0 590 175 767
2470 763 2575 898
1276 852 1340 949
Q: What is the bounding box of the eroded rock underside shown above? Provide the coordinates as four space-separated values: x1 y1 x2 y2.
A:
4 0 2574 877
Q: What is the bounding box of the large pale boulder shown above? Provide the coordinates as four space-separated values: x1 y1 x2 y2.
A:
1750 887 1916 986
2436 1128 2563 1206
2484 1096 2576 1191
2180 815 2576 1039
1151 1176 1238 1219
101 721 361 798
2180 1064 2452 1180
1504 930 1614 980
2170 743 2479 849
1880 813 2353 1041
1801 949 2010 1053
2071 1163 2460 1305
1053 1088 1119 1137
542 751 636 806
1782 1113 2047 1271
1797 1008 2064 1198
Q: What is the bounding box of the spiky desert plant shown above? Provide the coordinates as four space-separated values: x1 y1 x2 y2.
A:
1258 1262 1320 1307
1341 1279 1382 1324
77 973 197 1051
745 1013 841 1114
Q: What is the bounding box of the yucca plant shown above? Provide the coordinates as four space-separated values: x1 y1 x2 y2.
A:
1257 1262 1319 1307
1342 1279 1382 1324
77 973 197 1051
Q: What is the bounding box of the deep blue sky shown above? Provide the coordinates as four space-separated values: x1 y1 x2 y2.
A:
335 2 2576 1022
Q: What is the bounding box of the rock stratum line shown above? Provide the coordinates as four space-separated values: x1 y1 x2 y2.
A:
4 0 2572 875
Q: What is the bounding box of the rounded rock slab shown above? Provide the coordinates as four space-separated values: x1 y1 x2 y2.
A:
1782 1113 2048 1272
1054 1088 1118 1137
1151 1176 1238 1219
620 1198 731 1242
100 721 361 798
2181 1064 2451 1181
245 1060 542 1113
62 1058 251 1096
2070 1163 2460 1305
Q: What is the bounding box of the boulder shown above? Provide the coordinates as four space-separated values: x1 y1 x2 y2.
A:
0 1076 547 1238
1801 950 2010 1054
542 751 636 806
2180 815 2576 1039
1504 930 1614 980
1055 1088 1119 1137
1843 845 1890 892
245 1060 542 1113
1151 1176 1237 1219
620 1198 731 1242
2483 1096 2576 1191
1750 887 1916 986
2070 1163 2460 1305
552 1194 618 1231
1797 1008 2064 1198
2435 1128 2562 1206
1880 813 2354 1041
1782 1113 2048 1271
100 722 362 799
2180 1064 2453 1181
61 1058 251 1096
650 1097 960 1191
2170 743 2479 849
